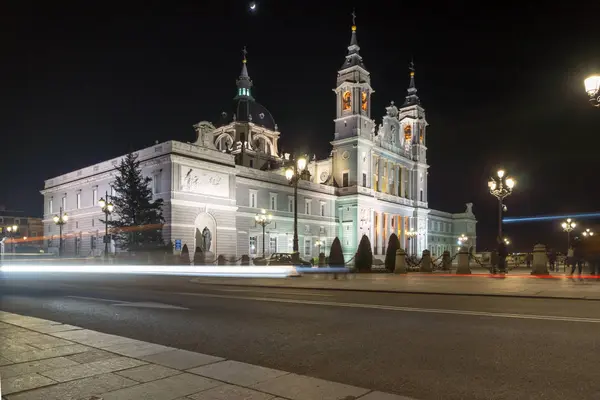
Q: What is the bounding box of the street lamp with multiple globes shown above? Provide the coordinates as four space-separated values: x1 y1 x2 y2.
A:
52 207 68 257
488 169 516 240
504 238 511 246
457 234 468 246
254 209 272 259
98 192 114 260
5 225 18 253
315 239 323 255
561 218 576 250
285 156 307 258
406 228 418 255
582 228 594 238
584 75 600 108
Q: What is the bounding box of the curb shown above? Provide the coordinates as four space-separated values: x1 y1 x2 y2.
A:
190 279 600 302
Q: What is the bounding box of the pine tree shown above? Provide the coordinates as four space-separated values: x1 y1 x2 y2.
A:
105 152 165 252
384 233 400 272
328 237 345 267
355 235 373 272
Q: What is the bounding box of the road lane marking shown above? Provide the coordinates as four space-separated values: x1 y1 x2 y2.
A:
214 288 334 297
112 302 189 310
175 292 600 324
67 296 127 303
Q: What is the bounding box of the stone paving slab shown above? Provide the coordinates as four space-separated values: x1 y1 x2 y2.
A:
0 311 417 400
187 360 289 386
251 373 371 400
0 357 79 379
140 349 223 370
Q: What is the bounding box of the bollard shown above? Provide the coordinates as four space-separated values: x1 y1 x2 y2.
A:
455 246 471 274
420 249 432 273
531 244 549 275
394 248 407 274
442 250 452 271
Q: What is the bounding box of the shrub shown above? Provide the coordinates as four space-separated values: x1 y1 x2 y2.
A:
355 235 373 272
217 254 226 265
328 237 345 267
180 244 190 265
193 247 205 265
384 233 400 272
241 254 250 266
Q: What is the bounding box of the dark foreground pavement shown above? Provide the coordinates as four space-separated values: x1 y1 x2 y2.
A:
1 274 600 400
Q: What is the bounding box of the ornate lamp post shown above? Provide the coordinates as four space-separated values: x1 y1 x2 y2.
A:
458 234 468 246
315 239 323 255
254 209 272 258
406 229 418 255
561 218 576 250
285 156 307 258
6 225 18 253
584 75 600 108
582 228 594 238
488 169 515 240
52 207 68 257
98 192 114 260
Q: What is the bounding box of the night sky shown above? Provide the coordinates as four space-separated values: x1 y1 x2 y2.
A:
2 1 599 251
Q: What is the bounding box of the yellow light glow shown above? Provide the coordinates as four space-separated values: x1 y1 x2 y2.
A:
107 204 114 213
497 170 505 178
62 214 68 222
584 75 600 96
285 168 293 181
297 157 307 171
98 198 106 208
505 178 515 189
53 216 59 223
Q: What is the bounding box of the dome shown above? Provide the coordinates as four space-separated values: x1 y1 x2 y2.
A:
216 98 277 131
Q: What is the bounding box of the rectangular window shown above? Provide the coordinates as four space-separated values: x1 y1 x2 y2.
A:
153 172 161 194
61 196 66 210
362 173 367 187
75 221 79 229
249 236 257 255
320 202 325 217
77 193 81 209
270 193 277 210
91 236 97 249
342 172 349 187
269 237 277 255
288 236 293 252
92 219 95 227
304 199 311 215
93 189 98 206
48 199 53 214
288 197 293 213
249 159 254 168
249 190 257 208
304 238 311 257
420 189 424 202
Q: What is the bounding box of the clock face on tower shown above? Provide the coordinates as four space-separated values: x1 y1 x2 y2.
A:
361 91 368 111
342 91 351 111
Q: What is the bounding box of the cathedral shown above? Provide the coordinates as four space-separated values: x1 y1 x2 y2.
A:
40 19 477 261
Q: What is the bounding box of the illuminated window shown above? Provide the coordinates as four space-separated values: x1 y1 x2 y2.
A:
342 91 351 111
361 91 368 111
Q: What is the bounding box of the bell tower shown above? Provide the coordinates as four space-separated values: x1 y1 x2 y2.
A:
398 62 429 204
333 11 375 141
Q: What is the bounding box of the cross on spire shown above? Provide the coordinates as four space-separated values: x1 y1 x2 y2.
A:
351 9 356 25
409 57 415 72
242 46 248 63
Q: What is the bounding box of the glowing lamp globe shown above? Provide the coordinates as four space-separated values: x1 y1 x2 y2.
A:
584 75 600 96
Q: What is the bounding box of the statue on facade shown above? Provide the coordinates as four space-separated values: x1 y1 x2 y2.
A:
193 121 217 149
465 202 474 215
201 227 212 252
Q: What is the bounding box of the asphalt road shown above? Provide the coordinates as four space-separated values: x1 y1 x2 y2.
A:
1 273 600 400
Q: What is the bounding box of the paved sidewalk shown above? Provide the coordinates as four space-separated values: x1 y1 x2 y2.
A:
0 311 413 400
191 271 600 300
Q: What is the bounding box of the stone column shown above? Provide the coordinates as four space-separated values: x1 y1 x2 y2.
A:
456 246 471 274
378 157 384 192
400 216 406 251
420 249 432 273
395 248 407 274
531 244 549 275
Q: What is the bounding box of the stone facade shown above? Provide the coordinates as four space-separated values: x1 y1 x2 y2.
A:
40 20 476 261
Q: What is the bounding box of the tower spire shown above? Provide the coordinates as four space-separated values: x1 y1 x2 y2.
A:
403 59 420 106
235 46 254 100
340 9 364 70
